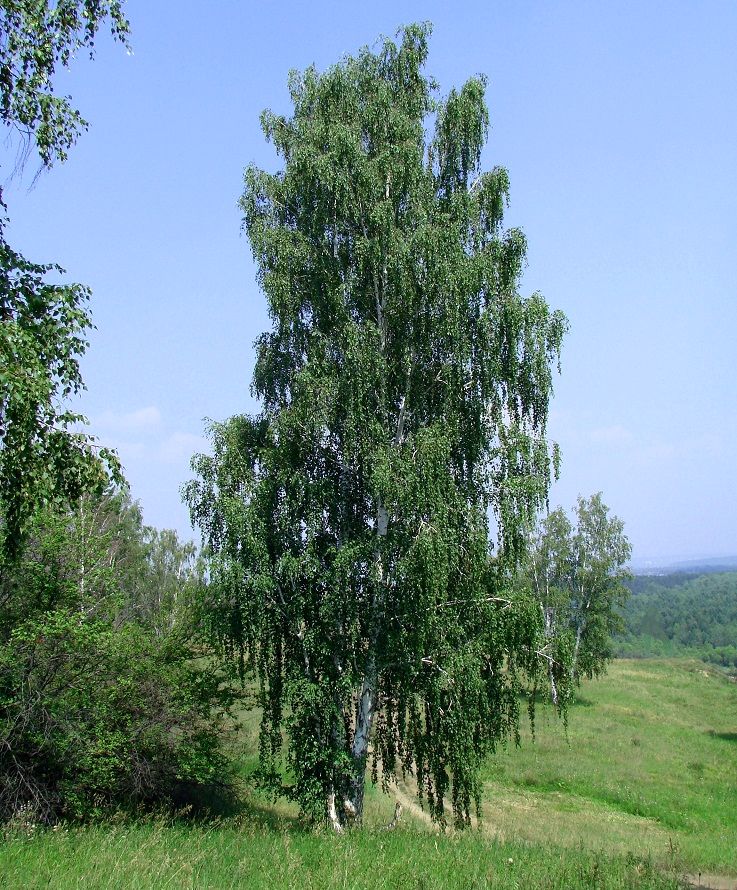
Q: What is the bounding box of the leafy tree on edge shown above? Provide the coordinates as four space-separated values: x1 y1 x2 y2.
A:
1 0 130 169
187 24 570 829
0 244 121 561
0 2 236 826
0 1 129 561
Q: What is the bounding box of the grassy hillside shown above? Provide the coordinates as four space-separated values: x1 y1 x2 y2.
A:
0 659 734 888
480 659 737 873
0 821 684 889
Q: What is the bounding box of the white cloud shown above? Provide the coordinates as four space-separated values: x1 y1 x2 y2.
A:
589 425 635 446
95 406 162 433
90 405 208 467
157 432 209 464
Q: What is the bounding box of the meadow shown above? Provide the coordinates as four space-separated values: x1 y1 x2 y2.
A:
0 659 734 889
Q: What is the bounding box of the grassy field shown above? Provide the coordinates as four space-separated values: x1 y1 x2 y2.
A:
0 659 734 889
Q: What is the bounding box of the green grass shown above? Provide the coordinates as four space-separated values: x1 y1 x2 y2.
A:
1 658 734 887
0 820 681 889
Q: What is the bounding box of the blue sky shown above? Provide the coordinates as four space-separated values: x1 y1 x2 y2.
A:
2 1 735 562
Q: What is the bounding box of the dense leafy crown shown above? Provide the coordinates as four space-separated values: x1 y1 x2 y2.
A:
188 24 569 826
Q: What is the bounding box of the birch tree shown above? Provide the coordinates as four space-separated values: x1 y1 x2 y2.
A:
187 23 569 829
527 508 574 707
1 0 130 169
567 494 631 679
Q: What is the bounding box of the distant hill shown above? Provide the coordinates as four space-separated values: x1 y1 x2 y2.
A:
629 555 737 576
668 555 737 573
617 570 737 668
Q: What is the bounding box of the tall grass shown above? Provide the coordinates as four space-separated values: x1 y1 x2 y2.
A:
0 819 682 889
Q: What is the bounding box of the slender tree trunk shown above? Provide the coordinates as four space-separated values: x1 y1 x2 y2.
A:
543 608 559 707
347 651 377 819
334 179 393 827
572 593 591 680
326 789 343 832
572 622 583 679
548 661 559 707
341 500 388 824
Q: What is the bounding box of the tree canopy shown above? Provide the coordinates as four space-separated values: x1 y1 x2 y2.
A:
188 23 569 829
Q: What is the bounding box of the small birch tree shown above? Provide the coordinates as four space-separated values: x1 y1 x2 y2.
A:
527 493 631 688
187 23 569 829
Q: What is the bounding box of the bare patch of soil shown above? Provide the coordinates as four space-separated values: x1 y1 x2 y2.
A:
683 875 737 890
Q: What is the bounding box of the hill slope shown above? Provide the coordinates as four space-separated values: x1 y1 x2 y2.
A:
0 659 733 887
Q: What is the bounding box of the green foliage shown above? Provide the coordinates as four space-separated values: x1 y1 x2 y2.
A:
0 239 122 561
0 494 233 823
0 0 130 168
0 613 227 821
188 24 569 828
132 527 204 638
525 494 631 687
617 571 737 667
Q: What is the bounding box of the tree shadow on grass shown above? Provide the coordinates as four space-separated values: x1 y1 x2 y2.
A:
517 689 595 708
570 695 595 708
169 779 302 832
706 729 737 742
231 794 302 832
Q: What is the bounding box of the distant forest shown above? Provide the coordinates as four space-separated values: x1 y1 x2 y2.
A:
617 571 737 668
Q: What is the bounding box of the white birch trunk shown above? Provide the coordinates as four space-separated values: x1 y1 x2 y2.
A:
346 500 388 819
327 790 344 832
